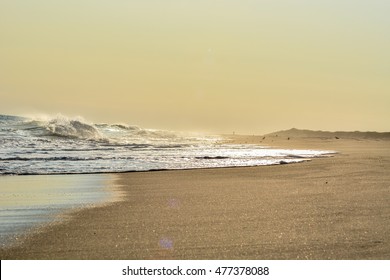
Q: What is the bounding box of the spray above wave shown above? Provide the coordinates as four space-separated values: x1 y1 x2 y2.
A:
0 114 335 175
6 114 184 143
19 115 102 140
46 118 100 139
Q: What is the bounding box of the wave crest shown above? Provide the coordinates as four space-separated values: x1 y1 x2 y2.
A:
24 115 102 140
47 119 101 139
5 113 207 143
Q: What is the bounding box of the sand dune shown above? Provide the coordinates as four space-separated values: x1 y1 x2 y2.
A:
264 128 390 140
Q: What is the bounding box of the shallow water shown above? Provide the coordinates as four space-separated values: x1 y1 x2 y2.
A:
0 174 117 247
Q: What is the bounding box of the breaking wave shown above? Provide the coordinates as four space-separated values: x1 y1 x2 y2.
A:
18 115 102 140
45 118 101 139
12 114 181 142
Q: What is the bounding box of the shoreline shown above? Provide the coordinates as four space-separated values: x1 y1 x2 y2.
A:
1 137 389 259
0 144 337 177
0 158 333 177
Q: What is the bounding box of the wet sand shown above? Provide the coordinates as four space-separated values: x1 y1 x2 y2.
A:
1 136 389 259
0 174 118 248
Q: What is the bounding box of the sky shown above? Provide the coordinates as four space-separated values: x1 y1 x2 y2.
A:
0 0 389 134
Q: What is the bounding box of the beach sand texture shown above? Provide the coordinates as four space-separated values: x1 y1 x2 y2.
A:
1 134 389 259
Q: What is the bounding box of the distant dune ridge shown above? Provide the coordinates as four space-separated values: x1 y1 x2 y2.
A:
265 128 390 139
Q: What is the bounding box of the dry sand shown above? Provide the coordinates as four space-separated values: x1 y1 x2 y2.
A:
1 135 389 259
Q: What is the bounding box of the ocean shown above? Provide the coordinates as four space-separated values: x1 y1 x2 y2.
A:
0 114 333 175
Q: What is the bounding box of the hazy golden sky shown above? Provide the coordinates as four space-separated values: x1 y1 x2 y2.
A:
1 0 389 133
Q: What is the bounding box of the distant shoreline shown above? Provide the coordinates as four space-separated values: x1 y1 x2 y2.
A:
265 128 390 139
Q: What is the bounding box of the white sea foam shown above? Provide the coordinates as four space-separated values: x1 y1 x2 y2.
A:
0 114 336 175
20 114 102 139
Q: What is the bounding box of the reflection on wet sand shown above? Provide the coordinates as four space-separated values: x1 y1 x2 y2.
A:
0 174 119 247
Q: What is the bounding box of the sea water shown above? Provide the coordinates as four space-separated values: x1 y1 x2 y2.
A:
0 114 333 175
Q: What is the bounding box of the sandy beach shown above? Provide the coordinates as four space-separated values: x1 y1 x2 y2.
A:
1 135 389 259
